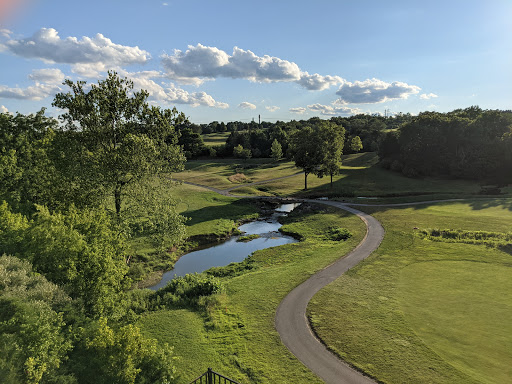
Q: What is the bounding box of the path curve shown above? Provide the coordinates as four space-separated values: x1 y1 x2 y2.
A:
275 200 383 384
178 180 472 383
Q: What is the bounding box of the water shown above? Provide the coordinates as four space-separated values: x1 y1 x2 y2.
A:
150 202 300 290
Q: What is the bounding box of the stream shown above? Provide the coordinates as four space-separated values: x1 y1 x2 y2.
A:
150 202 301 290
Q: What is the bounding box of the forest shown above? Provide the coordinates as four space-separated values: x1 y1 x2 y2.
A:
1 72 511 383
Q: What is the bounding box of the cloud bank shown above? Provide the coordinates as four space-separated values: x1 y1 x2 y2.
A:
336 78 420 104
118 70 229 109
308 101 361 116
0 68 65 100
161 44 342 90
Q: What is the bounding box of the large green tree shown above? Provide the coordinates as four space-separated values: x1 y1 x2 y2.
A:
318 122 345 188
291 126 324 190
52 71 186 218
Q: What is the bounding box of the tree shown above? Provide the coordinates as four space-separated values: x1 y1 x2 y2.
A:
350 136 363 153
318 122 345 188
52 71 186 219
71 318 177 384
291 126 324 190
233 144 252 159
0 255 73 384
270 139 283 161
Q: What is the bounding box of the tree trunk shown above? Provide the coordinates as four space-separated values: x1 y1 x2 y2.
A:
330 173 333 188
115 187 122 218
304 172 308 190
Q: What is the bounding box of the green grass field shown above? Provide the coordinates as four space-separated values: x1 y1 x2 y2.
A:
138 203 366 383
308 200 512 383
173 153 491 201
202 132 231 147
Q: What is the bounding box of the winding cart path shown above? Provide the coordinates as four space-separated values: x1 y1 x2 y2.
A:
275 200 383 384
182 179 466 383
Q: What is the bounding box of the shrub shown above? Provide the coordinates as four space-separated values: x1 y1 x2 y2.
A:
327 227 352 241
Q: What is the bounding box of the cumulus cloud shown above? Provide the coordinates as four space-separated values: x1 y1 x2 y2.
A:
28 68 66 84
161 44 341 90
307 101 361 116
297 72 343 91
420 93 438 100
238 101 256 110
265 106 280 112
117 70 229 109
4 28 150 70
0 28 11 39
289 107 307 114
336 78 420 104
0 68 65 100
0 105 8 113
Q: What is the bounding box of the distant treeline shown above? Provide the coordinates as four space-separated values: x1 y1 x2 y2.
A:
180 106 512 184
378 106 512 182
177 112 412 159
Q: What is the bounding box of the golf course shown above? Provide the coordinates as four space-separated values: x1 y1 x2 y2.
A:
137 153 512 383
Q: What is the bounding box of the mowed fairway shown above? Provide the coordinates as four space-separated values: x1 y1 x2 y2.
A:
308 200 512 383
172 154 483 201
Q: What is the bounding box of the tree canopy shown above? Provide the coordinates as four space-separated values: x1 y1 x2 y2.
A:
52 71 186 217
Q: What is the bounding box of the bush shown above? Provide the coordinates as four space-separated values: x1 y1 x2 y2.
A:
155 273 222 308
327 227 352 241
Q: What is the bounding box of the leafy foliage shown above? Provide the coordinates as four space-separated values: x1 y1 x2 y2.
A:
326 227 353 241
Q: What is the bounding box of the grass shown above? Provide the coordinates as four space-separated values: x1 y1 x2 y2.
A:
173 153 494 202
307 199 512 383
137 203 367 383
202 132 231 147
173 159 301 190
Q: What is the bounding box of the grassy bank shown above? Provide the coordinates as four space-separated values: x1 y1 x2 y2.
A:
128 183 261 286
138 202 366 383
308 199 512 383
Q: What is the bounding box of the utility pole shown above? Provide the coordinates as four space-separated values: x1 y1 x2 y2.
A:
259 114 261 125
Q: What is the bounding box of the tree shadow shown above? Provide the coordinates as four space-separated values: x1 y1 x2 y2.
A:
184 199 259 226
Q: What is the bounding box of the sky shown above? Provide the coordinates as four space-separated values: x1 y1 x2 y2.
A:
0 0 511 123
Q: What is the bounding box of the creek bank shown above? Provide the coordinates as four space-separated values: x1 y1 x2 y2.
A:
148 200 302 290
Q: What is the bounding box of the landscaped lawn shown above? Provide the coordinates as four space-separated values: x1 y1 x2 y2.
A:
308 200 512 383
173 154 487 202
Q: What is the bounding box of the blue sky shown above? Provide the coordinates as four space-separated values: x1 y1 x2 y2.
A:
0 0 510 123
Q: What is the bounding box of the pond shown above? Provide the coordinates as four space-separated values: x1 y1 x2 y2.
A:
150 202 301 290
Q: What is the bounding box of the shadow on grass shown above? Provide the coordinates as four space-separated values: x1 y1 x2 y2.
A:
184 199 259 226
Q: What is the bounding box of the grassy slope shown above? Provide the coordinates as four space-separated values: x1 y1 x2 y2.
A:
173 154 485 201
308 200 512 383
202 132 231 147
138 204 366 383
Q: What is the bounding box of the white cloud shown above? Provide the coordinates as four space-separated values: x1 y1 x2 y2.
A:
117 70 229 108
336 78 420 104
0 29 12 39
5 28 150 70
0 105 8 113
161 44 341 90
420 93 438 100
238 101 256 110
307 101 361 116
265 106 280 112
297 72 343 91
28 68 66 84
162 2 169 5
0 68 64 100
289 107 307 114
